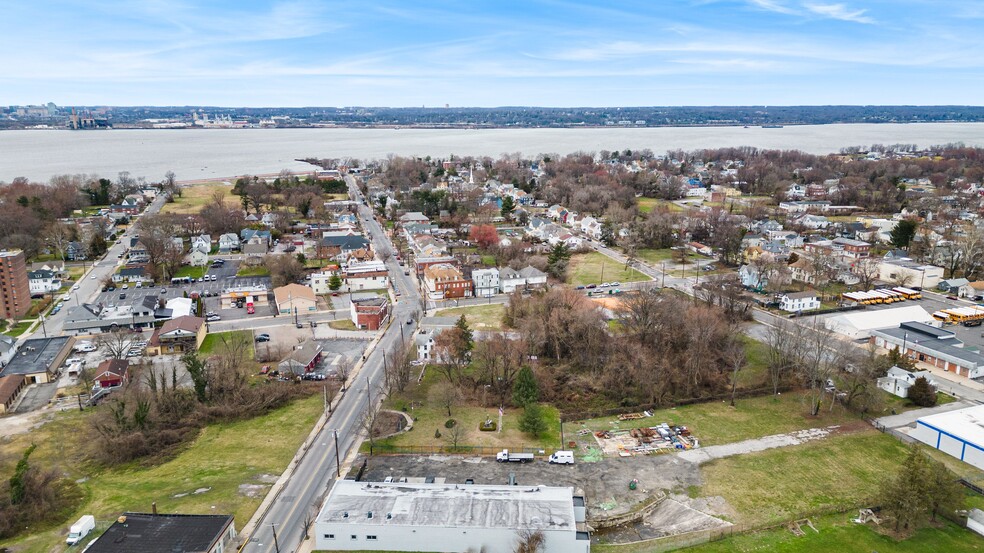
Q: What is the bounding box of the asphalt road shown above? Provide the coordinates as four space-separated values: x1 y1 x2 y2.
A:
245 176 421 553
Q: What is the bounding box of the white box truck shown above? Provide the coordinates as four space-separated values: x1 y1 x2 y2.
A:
66 515 95 545
496 449 534 463
548 451 575 465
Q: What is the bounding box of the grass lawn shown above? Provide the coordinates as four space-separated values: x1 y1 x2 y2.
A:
374 369 562 453
329 319 357 331
570 391 862 446
3 320 34 337
637 198 686 214
595 513 982 553
237 265 271 277
437 303 506 330
199 330 254 356
480 254 497 266
173 264 209 280
567 252 650 287
160 183 236 215
634 248 698 265
700 431 908 526
1 394 324 553
736 335 770 388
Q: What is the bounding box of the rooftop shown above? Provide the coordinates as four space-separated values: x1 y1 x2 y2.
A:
85 513 233 553
319 481 576 531
917 404 984 449
0 336 71 378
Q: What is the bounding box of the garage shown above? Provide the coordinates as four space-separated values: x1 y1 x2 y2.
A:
910 404 984 471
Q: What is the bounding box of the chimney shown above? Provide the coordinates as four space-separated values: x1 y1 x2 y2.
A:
152 502 157 515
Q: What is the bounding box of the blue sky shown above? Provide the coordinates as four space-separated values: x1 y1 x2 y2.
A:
3 0 983 107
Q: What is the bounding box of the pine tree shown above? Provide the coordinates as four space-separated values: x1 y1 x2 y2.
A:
908 376 937 407
328 274 343 291
512 366 539 407
519 403 547 438
454 315 474 354
500 196 515 219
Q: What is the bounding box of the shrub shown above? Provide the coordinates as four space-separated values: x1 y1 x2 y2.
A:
444 419 457 429
434 429 442 439
479 418 497 432
519 404 548 438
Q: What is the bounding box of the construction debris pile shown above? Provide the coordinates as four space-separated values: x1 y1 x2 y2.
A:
594 422 699 456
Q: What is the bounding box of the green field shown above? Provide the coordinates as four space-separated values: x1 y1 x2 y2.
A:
2 395 324 553
595 513 982 553
236 264 271 277
570 391 862 446
199 330 254 356
437 303 506 330
701 431 907 525
637 198 686 214
172 264 209 280
567 252 650 286
329 319 357 331
160 183 237 215
634 248 698 265
373 369 562 453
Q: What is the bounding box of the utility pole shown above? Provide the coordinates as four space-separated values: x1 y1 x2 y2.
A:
661 262 665 288
271 524 281 553
334 429 341 477
366 376 372 408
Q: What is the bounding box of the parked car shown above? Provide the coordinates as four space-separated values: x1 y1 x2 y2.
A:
119 293 126 299
206 315 221 322
255 333 271 342
160 288 167 294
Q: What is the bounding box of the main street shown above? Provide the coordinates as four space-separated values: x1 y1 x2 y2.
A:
243 175 421 553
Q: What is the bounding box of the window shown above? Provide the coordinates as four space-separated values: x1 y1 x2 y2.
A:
351 535 358 540
367 535 377 541
323 534 335 540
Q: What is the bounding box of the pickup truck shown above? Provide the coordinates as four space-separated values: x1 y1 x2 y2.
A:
495 449 534 463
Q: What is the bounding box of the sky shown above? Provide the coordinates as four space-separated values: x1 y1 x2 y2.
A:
3 0 984 107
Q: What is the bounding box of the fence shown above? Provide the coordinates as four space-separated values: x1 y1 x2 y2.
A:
367 444 550 456
560 386 794 422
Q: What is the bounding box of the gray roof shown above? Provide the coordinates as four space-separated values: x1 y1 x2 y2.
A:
518 266 546 278
85 513 233 553
319 481 576 531
872 323 984 370
0 336 71 377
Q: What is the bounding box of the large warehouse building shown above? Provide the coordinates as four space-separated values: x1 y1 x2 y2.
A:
910 404 984 471
824 305 938 340
315 481 590 553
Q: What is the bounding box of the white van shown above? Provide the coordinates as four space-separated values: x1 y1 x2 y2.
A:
135 281 143 288
548 451 575 465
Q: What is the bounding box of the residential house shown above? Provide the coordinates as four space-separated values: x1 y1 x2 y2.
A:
688 242 713 256
786 183 807 198
399 212 430 224
112 266 151 284
189 245 209 267
318 235 371 261
311 271 338 295
0 334 17 368
350 297 389 330
831 237 871 258
795 214 830 230
28 269 60 296
94 358 129 388
778 291 820 313
519 266 547 288
218 233 240 253
342 260 389 291
738 264 791 291
66 241 87 261
279 340 323 375
242 241 267 257
877 366 937 399
939 278 971 296
146 316 207 355
499 266 547 293
240 229 272 247
274 284 317 314
423 264 473 300
967 281 984 301
778 201 831 213
472 268 500 298
191 234 212 253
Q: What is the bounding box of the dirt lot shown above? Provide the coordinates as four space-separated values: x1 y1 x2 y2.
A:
355 452 705 524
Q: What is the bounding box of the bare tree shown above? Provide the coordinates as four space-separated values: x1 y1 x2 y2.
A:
852 256 881 291
359 403 381 454
792 318 843 416
336 356 352 389
444 422 466 452
725 335 747 406
384 338 414 394
42 221 76 264
514 529 545 553
429 381 462 418
765 318 794 396
98 328 138 359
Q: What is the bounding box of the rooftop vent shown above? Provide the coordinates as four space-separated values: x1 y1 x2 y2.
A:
367 511 373 519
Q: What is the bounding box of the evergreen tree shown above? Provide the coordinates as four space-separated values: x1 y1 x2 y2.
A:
500 196 515 219
890 219 919 250
546 243 571 280
518 403 547 438
512 366 540 407
455 315 474 351
9 445 36 505
328 274 343 291
908 376 937 407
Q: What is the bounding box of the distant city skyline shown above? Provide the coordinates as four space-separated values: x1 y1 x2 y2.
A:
3 0 984 107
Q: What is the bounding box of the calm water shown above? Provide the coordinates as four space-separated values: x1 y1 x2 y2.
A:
3 123 984 182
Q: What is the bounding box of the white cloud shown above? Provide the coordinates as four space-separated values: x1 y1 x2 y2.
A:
747 0 798 15
803 2 875 24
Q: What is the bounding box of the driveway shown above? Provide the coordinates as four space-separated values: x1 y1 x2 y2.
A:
13 382 59 413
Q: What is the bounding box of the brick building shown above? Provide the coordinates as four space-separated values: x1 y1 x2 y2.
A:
423 263 473 300
350 297 390 330
0 250 30 319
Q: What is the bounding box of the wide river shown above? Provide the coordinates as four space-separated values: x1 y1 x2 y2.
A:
3 123 984 183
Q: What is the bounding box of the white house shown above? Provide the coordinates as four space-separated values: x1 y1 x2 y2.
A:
499 266 548 293
311 271 336 295
472 268 500 298
189 245 209 267
343 260 389 291
191 234 212 253
877 366 937 398
778 291 820 313
28 269 60 296
218 233 240 253
314 480 589 553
